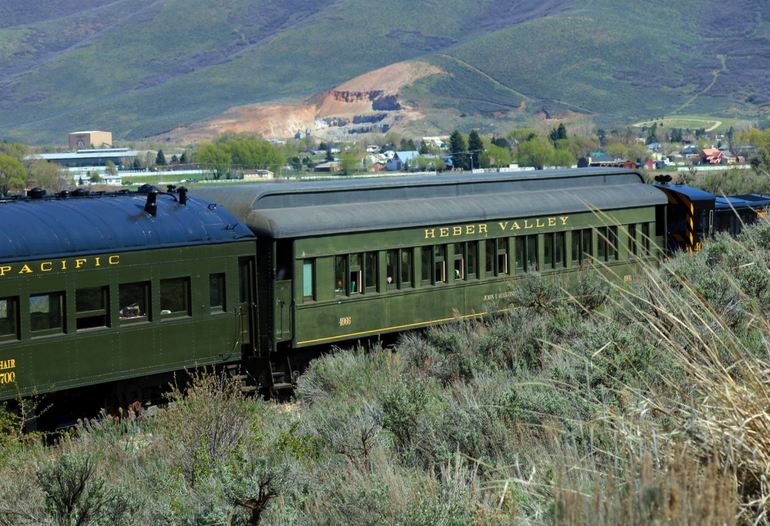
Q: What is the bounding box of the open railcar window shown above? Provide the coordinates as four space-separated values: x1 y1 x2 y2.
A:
119 282 149 323
75 287 109 330
160 278 191 318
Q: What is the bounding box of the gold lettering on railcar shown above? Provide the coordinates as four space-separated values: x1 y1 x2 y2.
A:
0 255 121 279
424 216 570 240
0 359 16 385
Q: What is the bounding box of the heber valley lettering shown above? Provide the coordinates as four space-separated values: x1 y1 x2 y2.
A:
425 216 569 239
0 255 120 278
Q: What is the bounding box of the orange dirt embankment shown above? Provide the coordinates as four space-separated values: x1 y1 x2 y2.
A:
160 61 443 143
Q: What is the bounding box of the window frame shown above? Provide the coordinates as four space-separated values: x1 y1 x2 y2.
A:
119 281 151 324
421 246 433 285
628 224 638 257
160 277 191 319
210 272 227 311
29 291 65 336
0 297 19 342
453 243 465 281
364 251 378 292
399 248 413 289
75 286 109 331
434 245 447 284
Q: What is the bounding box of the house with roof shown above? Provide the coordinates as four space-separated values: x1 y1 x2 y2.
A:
387 150 419 171
701 148 725 165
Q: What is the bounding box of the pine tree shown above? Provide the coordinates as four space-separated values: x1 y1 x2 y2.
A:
155 149 167 166
449 130 468 171
179 151 189 164
468 130 484 170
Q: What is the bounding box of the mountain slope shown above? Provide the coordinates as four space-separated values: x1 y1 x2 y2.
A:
0 0 767 143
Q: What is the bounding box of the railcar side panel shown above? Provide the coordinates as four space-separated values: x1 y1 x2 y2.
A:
0 241 254 401
288 207 662 348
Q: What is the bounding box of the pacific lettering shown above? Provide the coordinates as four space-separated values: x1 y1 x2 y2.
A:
0 255 122 278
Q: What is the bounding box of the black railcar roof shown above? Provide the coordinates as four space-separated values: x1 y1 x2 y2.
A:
0 192 255 263
194 168 668 239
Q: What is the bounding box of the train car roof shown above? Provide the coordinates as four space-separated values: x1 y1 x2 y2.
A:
194 168 668 239
0 191 255 263
715 193 770 210
654 184 716 203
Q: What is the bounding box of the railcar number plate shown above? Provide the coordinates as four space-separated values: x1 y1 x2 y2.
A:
338 316 352 327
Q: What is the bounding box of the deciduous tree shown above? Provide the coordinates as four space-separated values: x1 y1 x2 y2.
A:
29 160 67 192
0 153 27 193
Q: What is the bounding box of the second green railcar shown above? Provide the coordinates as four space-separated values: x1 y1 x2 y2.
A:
196 168 667 374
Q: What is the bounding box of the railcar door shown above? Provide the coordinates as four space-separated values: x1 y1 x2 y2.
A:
238 256 257 353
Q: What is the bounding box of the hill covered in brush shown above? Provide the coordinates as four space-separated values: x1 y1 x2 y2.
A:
0 0 769 143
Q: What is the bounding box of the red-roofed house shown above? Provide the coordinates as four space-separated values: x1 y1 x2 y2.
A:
702 148 725 165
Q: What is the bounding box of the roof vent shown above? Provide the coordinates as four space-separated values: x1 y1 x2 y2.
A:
178 186 188 206
57 190 70 199
72 188 90 197
27 187 46 199
138 184 159 194
144 190 159 217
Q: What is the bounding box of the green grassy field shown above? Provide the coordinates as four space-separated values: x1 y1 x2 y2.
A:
632 114 756 133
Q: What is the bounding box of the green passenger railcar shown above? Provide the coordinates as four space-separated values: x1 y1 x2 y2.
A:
195 169 667 368
0 190 256 403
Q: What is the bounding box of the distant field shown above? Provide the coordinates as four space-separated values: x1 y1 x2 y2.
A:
632 115 755 133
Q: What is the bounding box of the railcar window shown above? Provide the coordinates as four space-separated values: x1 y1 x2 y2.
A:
365 252 378 292
421 246 432 284
334 256 346 295
0 298 18 340
544 233 565 270
526 235 538 272
641 223 651 256
386 250 398 290
597 227 619 261
160 278 191 317
76 287 109 330
350 253 363 295
544 233 553 268
485 240 495 275
467 241 478 279
515 237 525 273
554 232 565 268
609 226 619 260
573 229 594 265
497 239 508 275
302 262 314 301
119 282 149 323
30 292 64 334
210 273 227 311
453 243 465 280
400 249 413 288
435 245 447 284
628 224 637 256
597 227 607 262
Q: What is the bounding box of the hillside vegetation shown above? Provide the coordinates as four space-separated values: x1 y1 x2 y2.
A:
1 220 770 523
0 0 769 142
